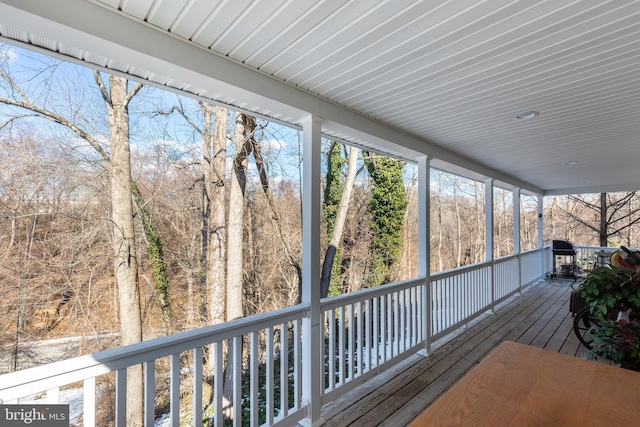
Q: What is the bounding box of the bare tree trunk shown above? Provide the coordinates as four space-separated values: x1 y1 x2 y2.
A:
549 196 558 241
401 168 417 278
453 177 462 267
474 181 484 263
200 107 211 325
100 74 144 427
320 146 359 298
495 191 502 257
436 172 444 271
13 209 38 371
224 113 255 418
227 113 254 321
521 198 530 250
204 105 229 326
8 205 16 248
600 192 607 246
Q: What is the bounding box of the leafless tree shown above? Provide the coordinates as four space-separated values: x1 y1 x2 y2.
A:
157 100 229 327
93 71 145 426
0 51 145 424
565 192 640 246
206 105 229 326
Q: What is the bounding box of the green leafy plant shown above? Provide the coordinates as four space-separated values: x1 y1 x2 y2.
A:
580 266 640 369
589 317 640 370
363 153 407 287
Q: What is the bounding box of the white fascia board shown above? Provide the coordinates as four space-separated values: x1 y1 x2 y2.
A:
0 0 542 195
544 182 640 196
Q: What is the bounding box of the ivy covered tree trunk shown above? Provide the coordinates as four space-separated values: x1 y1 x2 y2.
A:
364 152 408 287
131 180 171 334
321 142 359 298
321 141 345 298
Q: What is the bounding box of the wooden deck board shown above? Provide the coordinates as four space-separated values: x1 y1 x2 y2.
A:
319 278 608 427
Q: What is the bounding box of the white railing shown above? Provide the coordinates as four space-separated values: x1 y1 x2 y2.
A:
548 245 638 274
0 305 309 427
320 277 426 402
521 249 544 285
0 248 548 426
430 263 491 340
573 245 613 271
320 248 546 399
494 255 520 302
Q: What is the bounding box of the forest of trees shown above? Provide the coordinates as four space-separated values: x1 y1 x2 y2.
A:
2 44 640 390
4 43 640 426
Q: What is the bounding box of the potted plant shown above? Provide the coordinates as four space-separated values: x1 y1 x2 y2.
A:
579 265 640 370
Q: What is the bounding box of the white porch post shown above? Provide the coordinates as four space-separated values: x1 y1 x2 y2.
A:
417 156 431 356
300 115 325 427
538 195 545 277
485 178 495 312
513 187 521 293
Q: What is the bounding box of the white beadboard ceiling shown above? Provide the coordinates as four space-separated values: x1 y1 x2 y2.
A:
2 0 640 196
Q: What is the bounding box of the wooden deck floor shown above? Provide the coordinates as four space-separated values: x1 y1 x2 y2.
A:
319 278 605 427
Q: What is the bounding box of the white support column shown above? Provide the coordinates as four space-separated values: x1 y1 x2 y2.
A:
300 115 325 427
417 156 431 356
513 188 522 293
485 178 495 312
538 195 545 277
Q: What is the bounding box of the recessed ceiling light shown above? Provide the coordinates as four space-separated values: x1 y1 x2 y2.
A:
580 180 592 183
561 161 579 166
515 111 540 120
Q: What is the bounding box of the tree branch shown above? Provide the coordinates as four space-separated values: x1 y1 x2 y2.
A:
0 68 30 103
251 137 301 276
610 219 640 236
0 114 39 131
563 208 599 233
125 82 144 107
0 95 111 164
92 70 112 110
233 115 254 169
567 195 600 213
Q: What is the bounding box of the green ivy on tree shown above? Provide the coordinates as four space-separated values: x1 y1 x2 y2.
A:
131 180 172 334
364 152 407 287
322 141 346 296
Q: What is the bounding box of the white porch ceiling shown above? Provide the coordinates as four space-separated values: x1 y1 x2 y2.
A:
2 0 640 196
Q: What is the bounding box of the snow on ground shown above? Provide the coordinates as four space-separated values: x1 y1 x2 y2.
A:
21 388 172 427
154 413 171 426
21 388 83 426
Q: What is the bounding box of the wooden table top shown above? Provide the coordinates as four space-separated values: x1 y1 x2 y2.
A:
410 341 640 426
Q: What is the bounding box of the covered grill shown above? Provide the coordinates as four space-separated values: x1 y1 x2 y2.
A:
551 240 577 280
